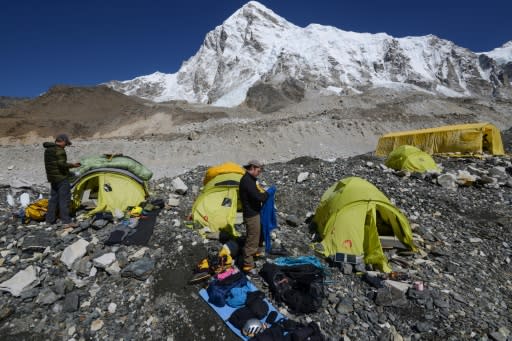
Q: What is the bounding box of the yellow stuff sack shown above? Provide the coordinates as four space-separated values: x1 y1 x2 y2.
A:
24 199 49 223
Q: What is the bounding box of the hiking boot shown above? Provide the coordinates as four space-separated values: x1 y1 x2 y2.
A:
254 247 266 259
254 251 265 259
242 263 255 273
243 267 259 279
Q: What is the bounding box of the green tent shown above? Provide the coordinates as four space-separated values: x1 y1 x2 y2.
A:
385 145 440 173
191 172 243 236
312 177 417 272
71 168 149 216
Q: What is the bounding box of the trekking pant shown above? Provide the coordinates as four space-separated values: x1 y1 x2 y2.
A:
46 179 72 224
243 214 261 267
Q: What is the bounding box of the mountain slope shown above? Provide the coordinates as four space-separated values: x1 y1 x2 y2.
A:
106 1 512 108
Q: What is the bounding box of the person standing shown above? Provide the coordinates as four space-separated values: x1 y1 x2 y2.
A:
239 160 268 273
43 134 81 227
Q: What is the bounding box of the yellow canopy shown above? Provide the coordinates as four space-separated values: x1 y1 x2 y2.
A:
376 122 505 156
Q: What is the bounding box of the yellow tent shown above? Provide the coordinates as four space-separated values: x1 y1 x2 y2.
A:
376 122 505 156
312 177 417 272
192 165 244 236
385 145 440 173
71 168 149 216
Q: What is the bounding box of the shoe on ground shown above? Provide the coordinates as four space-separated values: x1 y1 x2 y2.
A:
245 268 259 278
242 264 259 278
254 251 266 259
242 263 255 272
62 222 79 229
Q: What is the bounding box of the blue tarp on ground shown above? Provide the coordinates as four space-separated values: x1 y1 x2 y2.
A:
199 280 284 340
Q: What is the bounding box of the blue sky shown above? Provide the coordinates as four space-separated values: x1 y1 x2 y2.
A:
1 0 510 97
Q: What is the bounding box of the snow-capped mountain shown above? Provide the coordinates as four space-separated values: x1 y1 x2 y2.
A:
106 1 512 107
482 41 512 65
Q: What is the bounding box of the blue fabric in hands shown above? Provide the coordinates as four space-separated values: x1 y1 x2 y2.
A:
261 185 277 253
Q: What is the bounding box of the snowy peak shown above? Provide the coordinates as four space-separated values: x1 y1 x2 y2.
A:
106 1 512 108
482 40 512 65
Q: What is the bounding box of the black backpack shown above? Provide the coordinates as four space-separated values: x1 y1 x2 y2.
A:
259 263 325 314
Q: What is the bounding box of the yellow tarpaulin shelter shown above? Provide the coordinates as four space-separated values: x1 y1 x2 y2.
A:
376 122 505 157
312 177 417 272
385 145 440 173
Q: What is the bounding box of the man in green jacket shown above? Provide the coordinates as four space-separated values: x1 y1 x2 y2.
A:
43 134 81 227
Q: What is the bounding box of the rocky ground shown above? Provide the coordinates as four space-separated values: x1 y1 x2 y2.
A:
0 87 511 340
0 143 511 340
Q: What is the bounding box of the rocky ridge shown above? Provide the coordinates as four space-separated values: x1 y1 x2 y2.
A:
0 143 511 340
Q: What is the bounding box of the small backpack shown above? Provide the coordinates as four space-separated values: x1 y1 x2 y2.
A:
24 199 49 223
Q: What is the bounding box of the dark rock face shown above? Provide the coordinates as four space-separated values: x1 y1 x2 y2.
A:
0 150 511 340
245 78 305 113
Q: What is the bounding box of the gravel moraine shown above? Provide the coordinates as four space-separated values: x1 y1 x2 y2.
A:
0 148 511 340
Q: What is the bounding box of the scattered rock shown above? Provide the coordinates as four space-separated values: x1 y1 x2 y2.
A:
285 214 301 227
171 177 188 194
0 304 15 321
437 173 457 189
35 287 60 305
93 252 116 269
0 265 40 296
91 319 104 332
297 172 309 183
63 292 80 313
108 302 117 314
61 239 89 269
121 257 155 280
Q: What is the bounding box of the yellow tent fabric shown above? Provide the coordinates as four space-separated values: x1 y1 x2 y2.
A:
385 145 440 173
192 172 243 236
376 122 505 156
313 177 417 272
203 162 245 185
71 170 148 216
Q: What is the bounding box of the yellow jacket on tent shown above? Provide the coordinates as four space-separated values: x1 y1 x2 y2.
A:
376 122 505 156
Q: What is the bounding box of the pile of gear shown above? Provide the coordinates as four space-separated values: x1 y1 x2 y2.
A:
188 236 327 340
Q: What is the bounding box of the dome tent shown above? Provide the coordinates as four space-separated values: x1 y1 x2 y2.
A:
385 145 440 173
312 177 417 272
71 160 150 217
191 162 246 236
